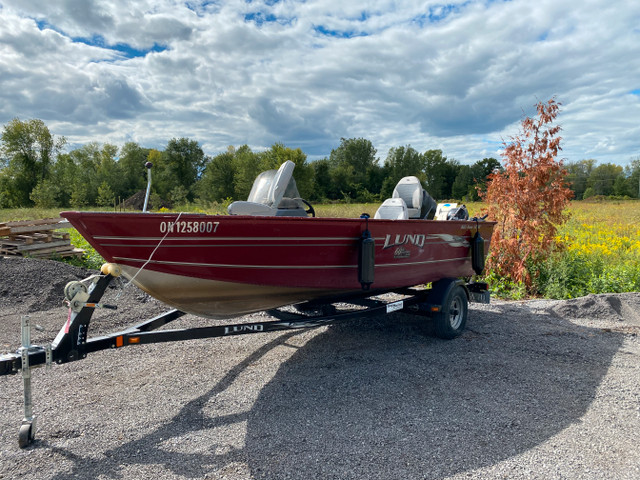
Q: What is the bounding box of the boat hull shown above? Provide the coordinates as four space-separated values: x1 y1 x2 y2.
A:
118 265 345 318
61 211 494 318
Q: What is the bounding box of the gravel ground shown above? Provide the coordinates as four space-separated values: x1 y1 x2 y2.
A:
1 256 639 479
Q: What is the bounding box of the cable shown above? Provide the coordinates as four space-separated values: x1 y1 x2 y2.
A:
115 211 184 300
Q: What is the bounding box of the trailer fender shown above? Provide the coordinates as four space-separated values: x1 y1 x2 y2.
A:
426 278 468 309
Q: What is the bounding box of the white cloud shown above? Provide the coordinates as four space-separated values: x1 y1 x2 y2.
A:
0 0 639 165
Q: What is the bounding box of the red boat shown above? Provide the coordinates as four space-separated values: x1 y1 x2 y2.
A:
61 211 492 317
60 163 494 319
3 163 496 448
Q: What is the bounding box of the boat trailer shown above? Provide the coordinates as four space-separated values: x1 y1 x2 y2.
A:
0 271 490 448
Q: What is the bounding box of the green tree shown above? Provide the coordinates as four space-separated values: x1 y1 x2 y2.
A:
565 159 595 199
310 158 331 201
70 183 89 208
586 163 623 196
451 164 474 200
624 158 640 198
381 146 425 197
196 147 237 202
423 149 458 199
50 153 79 207
97 143 120 197
232 145 263 200
450 158 501 201
328 138 380 199
470 158 501 199
97 181 115 207
63 143 116 205
154 138 205 200
29 178 59 208
118 142 150 198
0 176 12 208
0 118 66 206
169 185 189 206
613 174 628 197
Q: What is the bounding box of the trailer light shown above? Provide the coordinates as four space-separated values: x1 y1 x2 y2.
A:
431 306 441 312
128 337 140 344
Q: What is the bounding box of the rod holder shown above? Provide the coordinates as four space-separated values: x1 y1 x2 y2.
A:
143 161 153 213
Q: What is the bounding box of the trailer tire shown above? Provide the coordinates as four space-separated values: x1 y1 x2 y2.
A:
433 284 468 339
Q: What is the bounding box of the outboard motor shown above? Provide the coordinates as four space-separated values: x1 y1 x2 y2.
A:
447 205 469 221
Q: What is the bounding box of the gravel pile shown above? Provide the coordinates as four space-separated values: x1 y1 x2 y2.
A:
1 256 639 479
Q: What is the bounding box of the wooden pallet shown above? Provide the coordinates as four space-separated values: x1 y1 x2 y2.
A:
0 218 84 259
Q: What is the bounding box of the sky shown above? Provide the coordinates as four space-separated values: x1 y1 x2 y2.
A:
0 0 639 166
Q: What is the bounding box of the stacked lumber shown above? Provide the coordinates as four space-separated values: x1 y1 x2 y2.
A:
0 218 84 259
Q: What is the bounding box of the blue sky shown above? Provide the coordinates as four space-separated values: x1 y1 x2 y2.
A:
1 0 639 165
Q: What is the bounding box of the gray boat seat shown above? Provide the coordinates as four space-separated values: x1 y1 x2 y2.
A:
228 161 306 216
392 176 436 219
374 198 409 220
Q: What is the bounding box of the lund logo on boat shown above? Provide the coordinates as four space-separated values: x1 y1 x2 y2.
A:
383 234 426 250
224 325 264 335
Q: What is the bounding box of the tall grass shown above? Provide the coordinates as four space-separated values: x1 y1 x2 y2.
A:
0 207 65 223
531 200 640 298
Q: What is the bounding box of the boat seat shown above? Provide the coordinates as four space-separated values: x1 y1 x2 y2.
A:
374 198 409 220
228 161 306 216
392 176 436 219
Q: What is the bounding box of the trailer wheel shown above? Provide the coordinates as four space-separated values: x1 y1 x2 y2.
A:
433 284 468 339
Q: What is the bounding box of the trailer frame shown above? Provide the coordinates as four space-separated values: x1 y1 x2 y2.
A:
1 272 489 448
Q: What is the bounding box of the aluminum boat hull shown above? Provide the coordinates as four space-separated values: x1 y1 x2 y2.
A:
61 211 494 318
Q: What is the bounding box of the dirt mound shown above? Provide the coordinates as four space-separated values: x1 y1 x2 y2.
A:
123 190 147 210
124 190 172 210
0 256 92 312
551 292 640 325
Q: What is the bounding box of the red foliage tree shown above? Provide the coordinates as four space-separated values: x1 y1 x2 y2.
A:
481 99 574 288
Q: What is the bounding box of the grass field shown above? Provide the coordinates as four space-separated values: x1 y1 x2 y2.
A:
2 200 639 298
533 199 640 298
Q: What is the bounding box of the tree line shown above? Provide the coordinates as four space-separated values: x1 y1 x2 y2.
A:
1 118 638 209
